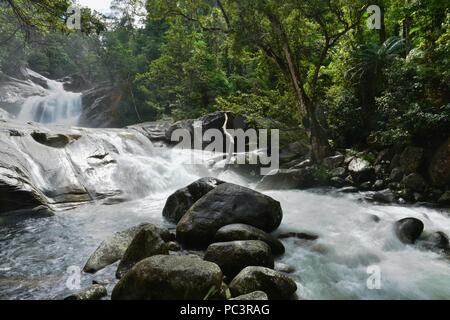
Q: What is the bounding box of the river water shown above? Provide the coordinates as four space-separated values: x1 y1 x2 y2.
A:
16 69 82 126
0 145 449 300
0 72 449 300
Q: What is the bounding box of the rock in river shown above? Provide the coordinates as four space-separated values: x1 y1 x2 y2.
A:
163 177 225 224
394 218 424 244
229 266 297 300
204 240 274 279
116 224 169 279
214 224 285 256
84 223 171 273
176 183 283 248
111 255 223 300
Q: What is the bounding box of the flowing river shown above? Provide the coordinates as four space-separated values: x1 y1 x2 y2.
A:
0 72 449 300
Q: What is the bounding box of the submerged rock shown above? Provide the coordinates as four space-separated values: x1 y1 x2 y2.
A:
214 224 285 256
204 240 274 278
163 177 225 224
230 291 269 300
84 223 171 273
419 231 450 252
394 218 424 244
229 266 297 300
64 284 107 300
176 183 283 248
111 255 223 300
116 225 169 279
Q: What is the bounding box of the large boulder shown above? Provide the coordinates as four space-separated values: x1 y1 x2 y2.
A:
399 146 424 174
163 177 225 224
204 241 274 279
165 111 248 148
176 183 283 248
348 158 375 183
214 224 285 256
116 225 169 279
111 255 223 300
429 138 450 187
229 266 297 300
403 173 426 192
394 218 424 244
83 223 171 273
64 284 107 300
79 86 124 128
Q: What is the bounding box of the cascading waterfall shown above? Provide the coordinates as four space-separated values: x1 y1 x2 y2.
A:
0 71 449 301
16 69 82 126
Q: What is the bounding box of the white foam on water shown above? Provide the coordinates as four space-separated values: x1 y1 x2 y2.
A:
16 70 82 126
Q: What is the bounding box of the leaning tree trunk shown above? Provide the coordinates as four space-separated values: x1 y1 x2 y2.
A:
266 10 332 162
304 102 332 163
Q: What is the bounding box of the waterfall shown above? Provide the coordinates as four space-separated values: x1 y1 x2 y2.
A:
16 69 82 126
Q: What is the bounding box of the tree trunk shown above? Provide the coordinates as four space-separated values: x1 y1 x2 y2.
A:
265 11 332 162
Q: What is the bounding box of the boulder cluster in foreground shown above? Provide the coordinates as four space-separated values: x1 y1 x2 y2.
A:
77 178 299 300
72 178 450 300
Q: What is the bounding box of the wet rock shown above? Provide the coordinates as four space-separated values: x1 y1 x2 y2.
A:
348 158 375 184
116 225 169 279
438 191 450 206
214 224 285 256
403 173 426 193
330 167 346 178
390 168 404 182
229 266 297 300
323 155 345 169
330 177 345 188
65 284 107 300
80 86 124 128
204 240 274 279
274 262 296 274
111 255 223 300
0 173 48 215
176 183 283 248
399 147 424 174
230 291 269 300
420 231 450 252
84 223 171 273
256 168 316 190
371 189 396 204
31 132 75 149
291 159 313 169
359 181 373 191
373 180 385 191
163 177 225 224
394 218 424 244
167 241 181 251
429 137 450 187
338 186 359 194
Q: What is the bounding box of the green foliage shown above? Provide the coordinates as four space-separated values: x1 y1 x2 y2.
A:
0 0 448 154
